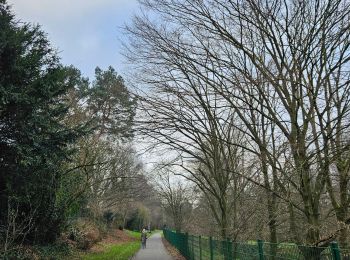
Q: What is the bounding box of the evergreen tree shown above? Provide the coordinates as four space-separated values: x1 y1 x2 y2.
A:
87 66 136 139
0 1 85 243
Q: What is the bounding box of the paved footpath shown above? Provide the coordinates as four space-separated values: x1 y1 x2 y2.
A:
132 232 173 260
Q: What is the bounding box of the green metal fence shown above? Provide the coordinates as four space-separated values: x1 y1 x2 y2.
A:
163 229 350 260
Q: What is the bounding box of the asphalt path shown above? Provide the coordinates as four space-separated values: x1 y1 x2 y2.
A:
132 232 173 260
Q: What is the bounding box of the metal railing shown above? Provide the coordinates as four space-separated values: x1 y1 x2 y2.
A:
163 229 350 260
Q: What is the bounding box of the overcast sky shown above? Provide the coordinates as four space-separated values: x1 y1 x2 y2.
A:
8 0 139 79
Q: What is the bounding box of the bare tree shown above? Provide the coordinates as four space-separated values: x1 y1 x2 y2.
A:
156 172 193 232
0 199 37 255
129 77 249 238
126 0 350 246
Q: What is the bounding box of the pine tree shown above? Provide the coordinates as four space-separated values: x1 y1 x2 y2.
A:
87 66 137 139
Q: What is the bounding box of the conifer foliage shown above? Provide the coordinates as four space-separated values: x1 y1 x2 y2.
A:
0 0 85 244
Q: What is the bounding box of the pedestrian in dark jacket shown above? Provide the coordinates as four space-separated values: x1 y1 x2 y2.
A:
141 228 147 249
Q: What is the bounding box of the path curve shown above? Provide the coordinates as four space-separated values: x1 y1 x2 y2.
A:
132 232 173 260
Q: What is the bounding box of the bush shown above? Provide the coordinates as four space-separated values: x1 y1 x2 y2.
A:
0 241 76 259
34 241 73 259
0 246 39 260
67 219 101 250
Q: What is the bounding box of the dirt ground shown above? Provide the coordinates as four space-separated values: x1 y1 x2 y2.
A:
89 229 137 253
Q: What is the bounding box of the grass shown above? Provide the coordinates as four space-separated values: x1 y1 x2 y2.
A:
125 230 142 239
82 241 140 260
81 229 162 260
81 230 145 260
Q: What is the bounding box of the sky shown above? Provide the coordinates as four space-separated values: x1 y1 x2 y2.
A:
8 0 139 79
7 0 173 171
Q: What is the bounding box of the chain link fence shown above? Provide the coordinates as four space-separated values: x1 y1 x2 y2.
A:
163 229 350 260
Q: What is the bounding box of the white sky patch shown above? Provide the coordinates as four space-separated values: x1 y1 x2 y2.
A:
78 34 100 54
8 0 136 22
7 0 139 79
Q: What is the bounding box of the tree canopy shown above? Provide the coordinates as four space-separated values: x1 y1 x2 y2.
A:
0 0 87 243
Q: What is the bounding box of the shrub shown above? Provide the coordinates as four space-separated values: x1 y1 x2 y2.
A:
0 246 39 260
67 219 101 250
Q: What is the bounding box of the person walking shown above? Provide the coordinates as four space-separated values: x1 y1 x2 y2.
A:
141 228 147 249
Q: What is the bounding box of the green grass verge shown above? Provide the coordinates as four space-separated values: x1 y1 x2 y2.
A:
82 241 140 260
125 230 141 239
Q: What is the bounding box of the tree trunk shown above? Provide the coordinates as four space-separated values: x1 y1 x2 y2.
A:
288 202 300 243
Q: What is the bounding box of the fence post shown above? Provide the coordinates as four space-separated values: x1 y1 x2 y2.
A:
210 236 214 260
233 241 238 259
331 241 341 260
258 239 264 260
199 236 202 260
222 239 226 260
191 235 195 260
185 232 189 259
227 238 232 260
183 232 186 256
